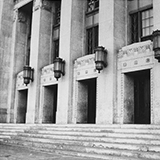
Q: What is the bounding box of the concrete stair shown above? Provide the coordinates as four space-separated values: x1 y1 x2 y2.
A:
0 124 160 159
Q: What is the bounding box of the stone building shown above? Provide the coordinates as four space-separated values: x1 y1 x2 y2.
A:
0 0 160 125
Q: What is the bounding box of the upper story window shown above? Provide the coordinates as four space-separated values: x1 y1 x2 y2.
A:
86 0 99 55
130 8 153 43
128 0 153 43
52 0 61 61
55 0 61 25
87 0 99 12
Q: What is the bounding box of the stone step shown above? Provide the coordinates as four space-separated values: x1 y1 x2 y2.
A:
1 127 160 140
21 127 160 135
12 130 160 140
1 124 160 129
1 131 160 146
0 142 145 160
0 124 160 159
1 124 160 135
1 138 160 160
9 135 160 152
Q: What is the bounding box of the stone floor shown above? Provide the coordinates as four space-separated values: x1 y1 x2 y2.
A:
0 144 102 160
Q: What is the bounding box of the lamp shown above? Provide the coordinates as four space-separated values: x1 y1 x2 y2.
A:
23 65 34 85
152 30 160 62
53 57 65 80
94 46 107 73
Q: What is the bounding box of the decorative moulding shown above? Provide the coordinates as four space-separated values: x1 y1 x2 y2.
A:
118 40 153 60
74 54 95 69
41 64 57 85
118 40 154 72
74 54 98 80
16 71 28 90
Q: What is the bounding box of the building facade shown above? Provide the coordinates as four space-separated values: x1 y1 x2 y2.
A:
0 0 160 125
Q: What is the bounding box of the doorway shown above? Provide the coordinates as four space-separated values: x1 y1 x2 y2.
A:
77 78 96 124
43 85 58 123
17 89 28 123
124 70 150 124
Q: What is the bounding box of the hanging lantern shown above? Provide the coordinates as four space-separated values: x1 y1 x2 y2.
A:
53 57 65 80
23 65 34 85
94 46 107 73
152 30 160 62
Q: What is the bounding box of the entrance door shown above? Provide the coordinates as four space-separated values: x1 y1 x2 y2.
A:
87 78 96 123
43 85 57 123
77 78 97 124
17 89 28 123
134 70 150 124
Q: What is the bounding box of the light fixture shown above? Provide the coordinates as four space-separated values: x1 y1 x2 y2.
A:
53 57 65 80
94 46 107 73
23 65 34 85
152 30 160 62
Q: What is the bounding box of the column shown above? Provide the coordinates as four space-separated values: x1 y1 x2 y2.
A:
7 8 28 123
26 0 52 123
152 0 160 124
56 0 85 124
96 0 126 124
0 0 13 123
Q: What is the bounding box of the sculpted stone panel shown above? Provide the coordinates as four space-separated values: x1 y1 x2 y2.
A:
41 64 57 85
16 71 28 90
118 41 154 72
74 54 98 80
33 0 51 12
118 40 153 60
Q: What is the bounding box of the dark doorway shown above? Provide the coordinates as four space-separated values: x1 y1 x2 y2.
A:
134 70 150 124
77 78 96 124
43 85 58 123
87 78 96 123
17 89 28 123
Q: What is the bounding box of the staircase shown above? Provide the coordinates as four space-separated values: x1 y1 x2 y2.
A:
0 124 160 160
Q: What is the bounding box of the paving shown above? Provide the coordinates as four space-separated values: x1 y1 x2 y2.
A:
0 144 102 160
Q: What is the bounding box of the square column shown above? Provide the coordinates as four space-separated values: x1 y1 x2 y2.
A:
96 0 126 124
152 0 160 124
56 0 85 124
8 8 29 123
26 0 52 123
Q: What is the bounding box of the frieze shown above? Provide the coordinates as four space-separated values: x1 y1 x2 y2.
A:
41 64 54 75
33 0 52 12
41 0 52 12
74 54 95 69
74 54 98 80
41 64 57 85
118 40 153 59
18 11 27 23
16 71 28 90
13 9 27 23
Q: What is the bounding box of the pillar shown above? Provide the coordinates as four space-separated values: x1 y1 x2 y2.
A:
0 0 13 123
96 0 126 124
7 5 29 123
56 0 85 124
26 0 52 123
152 0 160 124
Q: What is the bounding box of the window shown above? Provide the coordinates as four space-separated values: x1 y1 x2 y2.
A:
130 8 153 43
55 0 61 25
52 0 61 62
87 26 98 55
86 0 99 55
54 39 59 59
